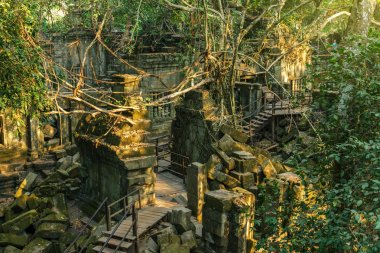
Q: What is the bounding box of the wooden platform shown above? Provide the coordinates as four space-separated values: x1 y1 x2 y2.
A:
94 206 169 252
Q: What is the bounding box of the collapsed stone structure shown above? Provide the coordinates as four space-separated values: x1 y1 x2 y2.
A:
172 89 305 252
0 144 87 253
75 76 157 206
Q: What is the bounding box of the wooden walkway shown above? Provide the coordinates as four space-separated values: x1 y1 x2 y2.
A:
93 206 169 253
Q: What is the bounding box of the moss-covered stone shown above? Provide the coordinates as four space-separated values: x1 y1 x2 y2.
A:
1 210 38 233
0 233 28 248
21 238 52 253
35 222 67 239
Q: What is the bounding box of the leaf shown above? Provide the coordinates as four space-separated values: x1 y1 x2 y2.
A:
357 200 363 207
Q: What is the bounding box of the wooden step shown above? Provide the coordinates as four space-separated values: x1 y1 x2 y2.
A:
254 116 269 121
98 237 132 251
102 231 136 242
93 245 128 253
251 119 264 125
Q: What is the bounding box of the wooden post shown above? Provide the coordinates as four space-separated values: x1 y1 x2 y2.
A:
138 190 142 209
155 138 159 173
105 201 111 231
123 197 127 215
132 203 139 253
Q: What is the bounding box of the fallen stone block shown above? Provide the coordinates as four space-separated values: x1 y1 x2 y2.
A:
181 231 197 249
57 156 73 171
72 152 80 163
169 207 194 233
39 212 69 224
230 171 255 189
205 155 222 180
212 146 235 170
147 237 159 252
14 172 38 198
35 222 68 239
53 149 67 159
220 124 249 143
277 172 301 184
0 233 28 248
208 180 225 191
21 237 52 253
65 144 78 156
204 189 242 212
213 170 240 188
4 246 22 253
65 164 80 178
51 193 68 216
1 209 39 233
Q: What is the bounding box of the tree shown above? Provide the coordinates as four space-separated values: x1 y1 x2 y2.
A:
346 0 378 36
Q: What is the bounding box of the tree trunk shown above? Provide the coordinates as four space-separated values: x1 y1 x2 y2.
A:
346 0 378 36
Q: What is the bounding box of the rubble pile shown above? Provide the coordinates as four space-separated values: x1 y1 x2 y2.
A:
0 144 90 253
143 207 200 253
187 129 305 252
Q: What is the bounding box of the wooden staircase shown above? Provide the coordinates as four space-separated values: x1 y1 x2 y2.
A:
241 111 273 139
92 206 169 253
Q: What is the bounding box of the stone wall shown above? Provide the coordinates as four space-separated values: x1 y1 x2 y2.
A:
171 90 218 170
75 106 156 206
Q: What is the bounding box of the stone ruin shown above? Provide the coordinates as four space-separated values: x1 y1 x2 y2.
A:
170 89 305 252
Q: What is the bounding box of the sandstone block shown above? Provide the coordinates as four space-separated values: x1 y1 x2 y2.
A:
181 231 197 249
0 233 28 248
4 246 22 253
204 190 241 212
1 210 39 233
220 124 249 143
213 171 240 188
35 222 67 239
21 238 52 253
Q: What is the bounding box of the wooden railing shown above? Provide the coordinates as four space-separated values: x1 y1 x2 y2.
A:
100 196 140 253
152 135 189 182
65 198 109 253
65 188 142 253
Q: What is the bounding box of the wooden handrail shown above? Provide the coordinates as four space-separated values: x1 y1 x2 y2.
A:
65 197 108 253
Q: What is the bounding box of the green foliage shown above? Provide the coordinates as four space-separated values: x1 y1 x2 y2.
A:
0 1 50 116
278 37 380 252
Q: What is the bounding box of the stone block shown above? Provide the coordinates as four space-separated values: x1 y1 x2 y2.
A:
205 155 222 180
277 172 301 184
181 231 197 249
1 210 39 233
0 233 28 248
53 149 67 159
65 164 80 178
57 156 73 171
220 124 249 143
169 207 194 233
35 222 68 239
146 237 159 252
72 152 80 163
186 162 206 221
212 171 240 188
51 193 68 216
208 180 225 191
4 246 22 253
229 171 255 189
21 238 52 253
16 172 38 195
212 146 235 171
204 190 241 212
234 158 258 174
65 144 78 156
123 156 157 171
